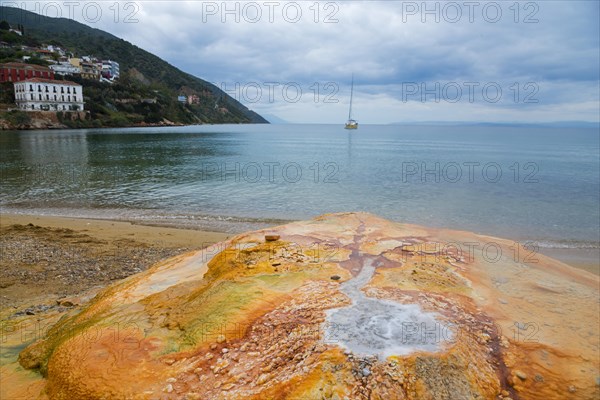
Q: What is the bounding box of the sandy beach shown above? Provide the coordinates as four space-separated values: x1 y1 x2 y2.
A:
0 213 230 313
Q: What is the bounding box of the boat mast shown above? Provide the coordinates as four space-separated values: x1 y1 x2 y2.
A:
348 74 354 121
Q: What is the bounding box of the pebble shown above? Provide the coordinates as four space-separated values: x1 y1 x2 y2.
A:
257 373 271 385
210 344 217 350
222 348 229 354
330 275 341 281
265 234 280 242
514 370 527 380
163 384 173 393
216 334 226 344
362 368 371 377
166 377 177 383
568 385 576 393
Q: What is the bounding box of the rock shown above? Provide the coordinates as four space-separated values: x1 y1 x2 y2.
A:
330 275 341 281
257 373 271 385
166 377 177 383
265 234 280 242
515 370 527 380
163 384 173 393
14 213 600 400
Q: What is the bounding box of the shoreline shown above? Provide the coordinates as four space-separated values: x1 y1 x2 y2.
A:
0 213 231 312
1 213 597 276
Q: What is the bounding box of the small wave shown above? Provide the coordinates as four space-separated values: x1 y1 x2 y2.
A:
0 206 295 233
526 239 599 250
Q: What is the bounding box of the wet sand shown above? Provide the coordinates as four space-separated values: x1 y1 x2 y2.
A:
0 213 230 312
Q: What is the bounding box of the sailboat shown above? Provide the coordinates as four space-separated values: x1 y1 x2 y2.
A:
344 75 358 129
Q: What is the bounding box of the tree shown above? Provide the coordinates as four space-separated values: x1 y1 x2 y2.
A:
0 20 10 31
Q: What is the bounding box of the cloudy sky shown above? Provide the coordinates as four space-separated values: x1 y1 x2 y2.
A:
10 1 600 123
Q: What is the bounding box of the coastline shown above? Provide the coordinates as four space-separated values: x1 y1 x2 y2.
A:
1 212 597 275
0 213 230 312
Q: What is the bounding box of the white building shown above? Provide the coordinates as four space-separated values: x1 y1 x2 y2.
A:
49 62 81 76
101 60 120 80
14 78 84 112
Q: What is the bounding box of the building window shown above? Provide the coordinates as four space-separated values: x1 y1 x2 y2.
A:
73 88 77 94
38 85 41 92
54 95 57 100
46 94 49 100
29 85 33 91
45 86 49 92
54 87 57 93
39 94 42 100
67 87 70 94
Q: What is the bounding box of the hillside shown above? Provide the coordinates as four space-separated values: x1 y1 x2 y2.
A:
0 6 268 128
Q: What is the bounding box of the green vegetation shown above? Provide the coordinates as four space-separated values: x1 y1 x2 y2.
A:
2 110 31 126
0 7 268 126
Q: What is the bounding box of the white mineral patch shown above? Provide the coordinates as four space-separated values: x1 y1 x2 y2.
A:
324 258 454 359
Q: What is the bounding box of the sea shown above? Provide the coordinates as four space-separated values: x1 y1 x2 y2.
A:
1 124 599 255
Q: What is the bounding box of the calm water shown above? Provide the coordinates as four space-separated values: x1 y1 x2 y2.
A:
1 124 599 249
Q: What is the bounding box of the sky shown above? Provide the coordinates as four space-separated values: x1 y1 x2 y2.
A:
6 1 600 124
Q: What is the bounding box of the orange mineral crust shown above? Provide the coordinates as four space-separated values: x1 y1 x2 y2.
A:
15 213 600 399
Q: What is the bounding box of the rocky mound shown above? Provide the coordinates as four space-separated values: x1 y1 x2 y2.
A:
18 213 599 399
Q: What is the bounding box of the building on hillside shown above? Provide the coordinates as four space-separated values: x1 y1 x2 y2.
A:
177 95 187 103
101 60 120 80
69 58 81 69
0 62 54 83
14 78 84 112
49 62 81 76
35 49 55 60
80 61 101 80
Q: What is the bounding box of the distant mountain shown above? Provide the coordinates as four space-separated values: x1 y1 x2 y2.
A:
263 114 289 124
389 121 600 128
0 6 268 125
